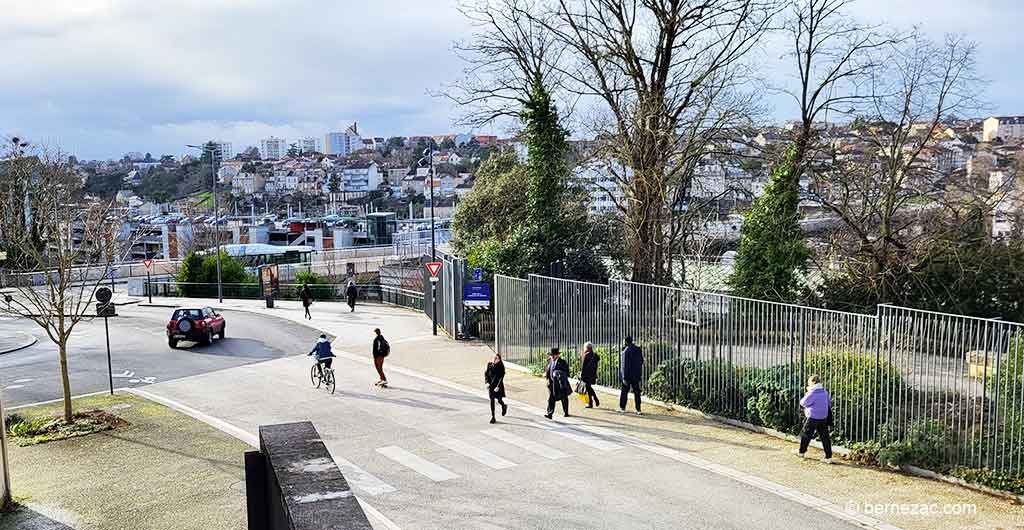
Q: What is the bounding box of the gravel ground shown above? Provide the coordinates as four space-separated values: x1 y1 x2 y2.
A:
2 393 247 530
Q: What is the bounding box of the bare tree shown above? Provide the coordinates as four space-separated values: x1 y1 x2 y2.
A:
0 139 133 423
537 0 780 284
807 34 986 303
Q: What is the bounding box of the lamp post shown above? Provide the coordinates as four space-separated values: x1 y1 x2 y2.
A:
419 145 438 336
187 143 223 303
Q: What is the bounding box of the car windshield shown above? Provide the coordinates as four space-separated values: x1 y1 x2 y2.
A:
172 309 203 320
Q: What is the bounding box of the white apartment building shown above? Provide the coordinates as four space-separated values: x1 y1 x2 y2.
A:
574 160 629 214
296 137 320 154
213 140 233 160
324 123 362 156
231 172 266 196
339 161 381 192
983 116 1024 142
260 137 288 160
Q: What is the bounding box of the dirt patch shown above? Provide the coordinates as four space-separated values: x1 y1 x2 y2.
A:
7 410 129 446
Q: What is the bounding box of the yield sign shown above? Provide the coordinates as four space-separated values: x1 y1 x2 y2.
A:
426 261 443 278
143 259 154 270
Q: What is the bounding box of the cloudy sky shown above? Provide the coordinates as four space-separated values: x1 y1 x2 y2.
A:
1 0 1020 160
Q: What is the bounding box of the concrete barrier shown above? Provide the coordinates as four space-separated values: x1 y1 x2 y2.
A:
245 422 371 530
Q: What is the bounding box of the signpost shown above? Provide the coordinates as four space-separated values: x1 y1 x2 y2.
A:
463 282 491 309
472 267 483 282
95 287 117 395
143 258 154 303
426 261 442 336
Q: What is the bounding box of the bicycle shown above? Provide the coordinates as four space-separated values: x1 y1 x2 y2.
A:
310 360 336 394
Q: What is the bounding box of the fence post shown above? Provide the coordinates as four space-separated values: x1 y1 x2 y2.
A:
0 388 11 510
799 307 807 389
873 305 884 445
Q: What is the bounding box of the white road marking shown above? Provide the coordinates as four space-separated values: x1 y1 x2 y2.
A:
112 370 136 379
430 436 517 470
124 388 259 447
531 422 623 452
480 428 570 460
358 498 405 530
5 385 24 390
12 378 33 384
375 446 459 482
331 455 397 496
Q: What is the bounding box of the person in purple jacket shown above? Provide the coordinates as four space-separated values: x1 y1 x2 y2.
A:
796 374 835 463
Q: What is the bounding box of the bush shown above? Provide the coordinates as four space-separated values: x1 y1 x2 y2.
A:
176 251 254 297
947 467 1024 496
293 271 337 301
875 419 954 471
803 351 905 443
646 358 748 416
6 410 126 446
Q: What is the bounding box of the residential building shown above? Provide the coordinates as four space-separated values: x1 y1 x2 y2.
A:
231 172 267 195
324 122 362 156
386 167 410 185
213 140 233 160
260 137 288 160
339 161 381 193
574 161 628 215
296 137 319 154
983 116 1024 142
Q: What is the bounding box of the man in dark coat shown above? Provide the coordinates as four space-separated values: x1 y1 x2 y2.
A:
619 336 644 414
544 347 571 419
346 281 358 312
580 341 600 408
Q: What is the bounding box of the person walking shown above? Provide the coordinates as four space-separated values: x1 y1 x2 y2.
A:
300 285 313 320
544 348 571 419
485 353 508 424
346 281 358 312
579 341 600 408
372 328 390 387
796 374 834 463
619 336 644 415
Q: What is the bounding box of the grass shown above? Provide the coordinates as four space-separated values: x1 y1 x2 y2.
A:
6 393 248 530
7 410 128 446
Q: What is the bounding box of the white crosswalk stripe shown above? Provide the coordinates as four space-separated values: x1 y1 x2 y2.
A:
531 422 623 452
430 436 517 470
480 428 570 460
376 446 459 482
331 455 397 496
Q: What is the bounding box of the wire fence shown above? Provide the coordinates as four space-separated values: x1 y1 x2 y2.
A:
494 274 1024 478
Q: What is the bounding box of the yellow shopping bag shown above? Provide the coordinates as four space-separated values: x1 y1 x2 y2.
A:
577 392 590 405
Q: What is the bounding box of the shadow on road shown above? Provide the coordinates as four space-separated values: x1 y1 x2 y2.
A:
171 338 287 359
0 504 75 530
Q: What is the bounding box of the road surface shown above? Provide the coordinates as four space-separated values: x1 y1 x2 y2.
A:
0 306 318 407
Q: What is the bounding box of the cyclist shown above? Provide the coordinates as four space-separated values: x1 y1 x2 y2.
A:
308 334 335 378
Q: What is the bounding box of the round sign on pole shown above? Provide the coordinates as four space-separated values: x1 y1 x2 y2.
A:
96 287 112 305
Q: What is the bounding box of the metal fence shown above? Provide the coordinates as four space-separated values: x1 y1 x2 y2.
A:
423 253 465 338
146 281 382 303
494 274 1024 478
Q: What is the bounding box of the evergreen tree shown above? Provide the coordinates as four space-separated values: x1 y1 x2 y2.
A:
728 145 810 301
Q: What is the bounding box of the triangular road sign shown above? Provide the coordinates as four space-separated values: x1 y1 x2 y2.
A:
143 259 154 270
426 261 443 278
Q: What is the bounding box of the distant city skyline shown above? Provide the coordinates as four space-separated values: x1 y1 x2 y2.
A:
1 0 1021 160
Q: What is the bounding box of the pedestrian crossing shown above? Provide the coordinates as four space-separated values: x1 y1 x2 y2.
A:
336 420 650 499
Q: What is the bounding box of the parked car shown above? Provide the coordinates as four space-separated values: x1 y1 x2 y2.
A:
166 307 225 348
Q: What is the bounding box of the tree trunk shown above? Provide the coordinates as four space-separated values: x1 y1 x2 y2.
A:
58 340 74 424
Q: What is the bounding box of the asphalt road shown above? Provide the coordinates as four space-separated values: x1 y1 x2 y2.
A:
0 306 320 407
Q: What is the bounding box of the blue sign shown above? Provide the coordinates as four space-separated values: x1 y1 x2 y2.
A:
472 267 483 282
463 282 491 308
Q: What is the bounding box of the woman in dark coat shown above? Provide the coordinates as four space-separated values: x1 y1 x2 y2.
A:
580 341 600 408
300 286 313 320
485 353 508 424
346 281 358 312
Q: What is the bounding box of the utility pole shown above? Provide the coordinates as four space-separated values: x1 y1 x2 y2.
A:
186 143 224 303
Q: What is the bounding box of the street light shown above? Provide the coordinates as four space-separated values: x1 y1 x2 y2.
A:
418 145 438 336
187 143 223 303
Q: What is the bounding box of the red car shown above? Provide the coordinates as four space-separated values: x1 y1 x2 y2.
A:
167 307 226 348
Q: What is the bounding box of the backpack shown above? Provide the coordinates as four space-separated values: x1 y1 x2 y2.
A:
378 337 390 357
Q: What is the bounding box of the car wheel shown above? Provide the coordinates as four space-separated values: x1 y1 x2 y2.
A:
168 339 178 349
202 329 213 345
218 324 226 340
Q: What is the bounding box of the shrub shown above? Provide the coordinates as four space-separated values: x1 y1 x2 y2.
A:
647 358 748 416
803 351 905 443
293 271 337 300
875 419 954 471
741 365 802 433
947 467 1024 496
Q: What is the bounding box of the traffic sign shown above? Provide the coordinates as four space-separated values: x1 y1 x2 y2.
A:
472 267 483 282
95 287 112 305
426 261 443 278
143 259 153 270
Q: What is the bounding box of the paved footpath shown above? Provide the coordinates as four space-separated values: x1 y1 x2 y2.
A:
136 297 1024 530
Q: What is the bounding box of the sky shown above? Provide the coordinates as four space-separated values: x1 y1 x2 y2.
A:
0 0 1020 160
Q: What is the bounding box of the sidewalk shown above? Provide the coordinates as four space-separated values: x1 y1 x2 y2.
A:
0 331 36 355
136 296 1024 530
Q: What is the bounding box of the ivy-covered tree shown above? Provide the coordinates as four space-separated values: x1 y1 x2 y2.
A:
728 146 811 301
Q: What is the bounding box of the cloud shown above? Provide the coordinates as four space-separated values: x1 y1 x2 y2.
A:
0 0 1019 159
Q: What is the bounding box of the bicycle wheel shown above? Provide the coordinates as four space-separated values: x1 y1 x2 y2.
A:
325 369 336 394
311 364 321 388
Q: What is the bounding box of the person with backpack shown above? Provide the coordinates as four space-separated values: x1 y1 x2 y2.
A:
372 328 389 387
796 374 835 464
579 341 600 408
619 336 644 415
346 281 358 312
485 353 508 424
544 347 571 419
300 285 313 320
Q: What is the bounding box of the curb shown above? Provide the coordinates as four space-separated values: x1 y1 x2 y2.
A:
0 332 37 355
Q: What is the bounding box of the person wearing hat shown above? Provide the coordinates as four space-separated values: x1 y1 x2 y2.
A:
544 347 572 419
